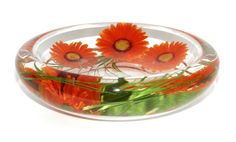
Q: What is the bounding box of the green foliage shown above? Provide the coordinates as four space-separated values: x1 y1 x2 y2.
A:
84 91 199 116
102 78 132 102
20 61 217 116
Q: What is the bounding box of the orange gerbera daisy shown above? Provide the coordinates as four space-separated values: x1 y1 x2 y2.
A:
50 41 97 68
139 41 187 71
96 23 149 62
39 67 101 111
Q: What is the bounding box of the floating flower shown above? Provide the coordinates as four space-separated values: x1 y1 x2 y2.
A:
139 41 187 71
96 23 149 62
39 67 101 111
50 41 97 68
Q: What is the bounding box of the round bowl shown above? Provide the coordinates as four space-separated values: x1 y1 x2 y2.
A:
16 23 219 121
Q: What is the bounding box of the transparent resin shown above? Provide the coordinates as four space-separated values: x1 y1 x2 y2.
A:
16 23 219 120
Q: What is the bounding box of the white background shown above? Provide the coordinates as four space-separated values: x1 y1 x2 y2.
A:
0 0 235 141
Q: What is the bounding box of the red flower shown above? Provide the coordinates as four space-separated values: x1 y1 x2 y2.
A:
139 42 187 71
39 67 101 111
20 67 40 94
96 23 149 62
50 41 97 68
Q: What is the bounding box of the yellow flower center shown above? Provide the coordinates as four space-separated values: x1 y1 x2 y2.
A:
114 39 131 52
157 53 174 63
64 52 81 62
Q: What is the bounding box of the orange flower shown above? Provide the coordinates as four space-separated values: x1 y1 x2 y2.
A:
39 67 101 111
62 75 101 111
139 41 187 71
50 41 97 68
96 23 149 62
22 68 40 82
39 79 64 105
161 63 217 94
39 67 64 105
20 67 40 94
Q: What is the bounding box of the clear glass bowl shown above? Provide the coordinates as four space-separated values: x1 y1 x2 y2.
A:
16 23 219 121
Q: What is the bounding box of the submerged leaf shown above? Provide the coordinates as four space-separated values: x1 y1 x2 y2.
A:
102 78 132 102
84 91 199 116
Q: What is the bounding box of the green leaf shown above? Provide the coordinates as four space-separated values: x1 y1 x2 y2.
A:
97 58 112 67
111 62 122 72
102 78 132 102
129 87 162 100
83 91 200 116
